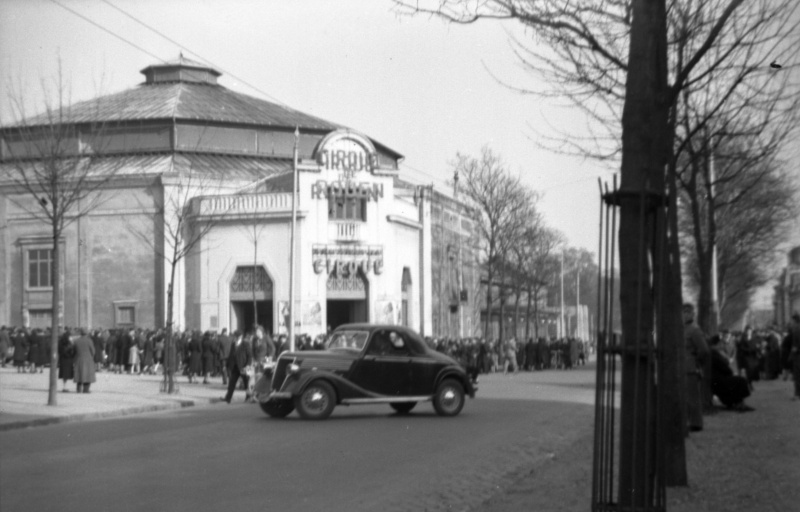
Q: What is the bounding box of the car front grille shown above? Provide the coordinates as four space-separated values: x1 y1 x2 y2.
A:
271 357 291 392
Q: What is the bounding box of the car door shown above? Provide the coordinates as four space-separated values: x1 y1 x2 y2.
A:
348 329 413 396
405 335 445 396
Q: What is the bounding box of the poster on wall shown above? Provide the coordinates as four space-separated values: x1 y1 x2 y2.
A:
277 301 304 335
302 301 323 332
376 300 402 325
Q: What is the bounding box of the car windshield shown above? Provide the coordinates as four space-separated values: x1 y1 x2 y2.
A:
327 330 369 351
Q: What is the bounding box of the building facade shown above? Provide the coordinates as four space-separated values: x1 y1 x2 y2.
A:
774 245 800 327
0 58 478 338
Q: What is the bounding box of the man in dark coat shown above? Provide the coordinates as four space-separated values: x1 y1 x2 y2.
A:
217 328 233 385
683 303 710 432
789 313 800 401
222 331 252 404
73 328 96 393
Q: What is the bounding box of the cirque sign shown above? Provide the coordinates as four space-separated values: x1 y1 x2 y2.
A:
314 130 379 179
312 245 384 276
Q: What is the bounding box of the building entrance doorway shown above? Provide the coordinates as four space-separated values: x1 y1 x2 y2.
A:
326 268 369 330
231 300 273 334
326 300 367 330
230 265 274 334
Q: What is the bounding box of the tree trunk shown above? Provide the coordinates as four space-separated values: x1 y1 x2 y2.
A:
525 283 533 339
162 260 178 394
484 263 494 339
660 101 689 487
47 228 60 406
617 0 670 505
513 284 522 339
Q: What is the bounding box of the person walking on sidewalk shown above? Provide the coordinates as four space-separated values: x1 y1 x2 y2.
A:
222 330 252 404
683 303 710 432
73 328 96 393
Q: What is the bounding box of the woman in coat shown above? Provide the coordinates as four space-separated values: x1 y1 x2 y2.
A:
13 329 29 372
27 329 41 373
186 330 203 383
58 330 76 391
73 329 96 393
142 332 155 375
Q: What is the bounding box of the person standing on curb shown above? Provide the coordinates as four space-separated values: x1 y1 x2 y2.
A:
58 328 76 392
73 328 96 393
789 312 800 401
683 303 710 432
222 330 252 404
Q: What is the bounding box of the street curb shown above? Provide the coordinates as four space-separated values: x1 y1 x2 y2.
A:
0 399 201 432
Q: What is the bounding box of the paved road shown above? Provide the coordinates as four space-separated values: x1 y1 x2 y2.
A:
0 368 597 512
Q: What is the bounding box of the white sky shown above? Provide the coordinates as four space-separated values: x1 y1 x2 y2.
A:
0 0 612 254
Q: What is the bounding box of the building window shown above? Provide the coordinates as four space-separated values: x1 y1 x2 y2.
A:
113 301 138 327
328 197 366 221
28 249 53 289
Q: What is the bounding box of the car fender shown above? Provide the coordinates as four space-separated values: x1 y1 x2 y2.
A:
435 366 475 398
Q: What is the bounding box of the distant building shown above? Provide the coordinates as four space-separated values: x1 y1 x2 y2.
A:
0 57 477 337
774 245 800 328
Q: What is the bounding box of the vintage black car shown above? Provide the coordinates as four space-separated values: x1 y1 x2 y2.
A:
253 324 476 420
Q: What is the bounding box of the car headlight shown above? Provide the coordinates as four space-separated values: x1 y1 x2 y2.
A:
287 363 301 374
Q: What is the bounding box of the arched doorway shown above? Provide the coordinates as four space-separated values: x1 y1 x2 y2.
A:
326 269 368 330
230 266 274 334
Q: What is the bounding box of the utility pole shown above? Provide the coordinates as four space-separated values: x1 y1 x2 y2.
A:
289 127 299 352
454 170 463 339
560 250 565 339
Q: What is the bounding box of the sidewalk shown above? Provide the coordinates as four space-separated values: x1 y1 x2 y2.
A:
0 366 229 431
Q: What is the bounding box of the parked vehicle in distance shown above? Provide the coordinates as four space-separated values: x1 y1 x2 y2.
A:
253 324 476 420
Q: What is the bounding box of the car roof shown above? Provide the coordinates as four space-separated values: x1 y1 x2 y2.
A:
333 324 415 334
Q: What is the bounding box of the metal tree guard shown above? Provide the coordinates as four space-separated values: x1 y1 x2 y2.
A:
592 176 666 512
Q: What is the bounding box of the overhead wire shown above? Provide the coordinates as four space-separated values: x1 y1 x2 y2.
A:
98 0 291 108
50 0 291 109
48 0 167 65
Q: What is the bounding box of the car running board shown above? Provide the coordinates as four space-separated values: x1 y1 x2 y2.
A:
341 396 433 405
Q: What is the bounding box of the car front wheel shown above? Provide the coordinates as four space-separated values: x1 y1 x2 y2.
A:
295 380 336 420
390 402 417 414
259 399 295 418
433 379 465 417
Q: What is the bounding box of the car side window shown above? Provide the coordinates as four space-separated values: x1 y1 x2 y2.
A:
366 330 409 356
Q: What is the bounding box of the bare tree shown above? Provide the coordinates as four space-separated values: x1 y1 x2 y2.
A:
452 146 535 340
128 163 232 393
393 0 765 499
1 69 126 405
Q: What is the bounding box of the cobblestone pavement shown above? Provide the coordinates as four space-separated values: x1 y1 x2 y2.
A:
474 376 799 512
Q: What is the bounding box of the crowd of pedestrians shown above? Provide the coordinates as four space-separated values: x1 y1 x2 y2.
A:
682 304 800 434
4 310 796 411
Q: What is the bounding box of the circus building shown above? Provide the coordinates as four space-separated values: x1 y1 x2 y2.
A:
0 57 478 338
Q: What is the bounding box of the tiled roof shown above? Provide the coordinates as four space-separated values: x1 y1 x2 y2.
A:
21 82 342 131
0 153 292 180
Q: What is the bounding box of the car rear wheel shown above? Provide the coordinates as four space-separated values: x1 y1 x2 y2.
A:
259 399 295 418
390 402 417 414
295 380 336 420
433 379 465 417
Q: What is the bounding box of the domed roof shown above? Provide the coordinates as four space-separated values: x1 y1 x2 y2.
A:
21 57 342 131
